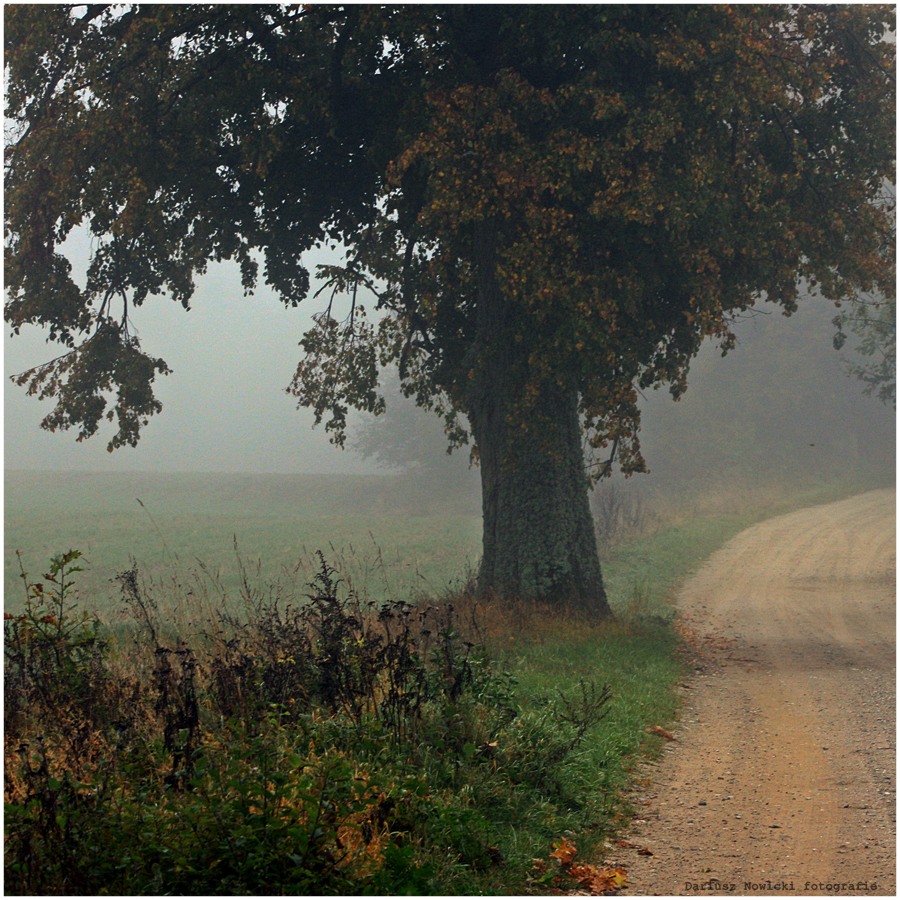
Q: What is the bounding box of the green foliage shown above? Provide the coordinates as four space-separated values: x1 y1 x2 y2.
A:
5 550 117 734
833 293 896 406
5 5 894 472
5 550 622 895
8 322 171 451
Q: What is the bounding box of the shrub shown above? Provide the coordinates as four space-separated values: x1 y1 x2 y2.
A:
6 551 108 729
5 550 615 895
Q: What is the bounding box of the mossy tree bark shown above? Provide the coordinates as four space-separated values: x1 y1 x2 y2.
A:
469 379 612 618
465 224 612 619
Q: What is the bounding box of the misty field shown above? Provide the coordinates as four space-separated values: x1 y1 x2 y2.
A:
6 467 890 621
5 470 484 616
5 466 891 893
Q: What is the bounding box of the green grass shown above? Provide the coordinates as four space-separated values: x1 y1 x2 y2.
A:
5 470 483 614
4 468 891 893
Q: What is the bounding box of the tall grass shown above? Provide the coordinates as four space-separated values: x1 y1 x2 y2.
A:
5 468 888 893
5 470 482 615
6 548 628 895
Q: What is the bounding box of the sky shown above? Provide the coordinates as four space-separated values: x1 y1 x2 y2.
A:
4 234 377 474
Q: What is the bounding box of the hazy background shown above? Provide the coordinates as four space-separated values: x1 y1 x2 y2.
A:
5 237 894 610
4 230 895 488
4 235 376 475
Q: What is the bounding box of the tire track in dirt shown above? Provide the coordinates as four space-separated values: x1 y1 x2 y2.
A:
613 489 895 896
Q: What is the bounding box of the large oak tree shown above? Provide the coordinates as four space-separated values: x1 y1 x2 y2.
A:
5 5 894 618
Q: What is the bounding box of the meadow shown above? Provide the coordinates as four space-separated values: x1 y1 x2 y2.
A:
4 466 890 894
5 470 484 615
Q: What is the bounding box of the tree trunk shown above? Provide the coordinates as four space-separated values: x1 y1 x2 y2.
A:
465 223 613 620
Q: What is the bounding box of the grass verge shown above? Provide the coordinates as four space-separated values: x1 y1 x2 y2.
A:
472 475 892 892
4 476 888 894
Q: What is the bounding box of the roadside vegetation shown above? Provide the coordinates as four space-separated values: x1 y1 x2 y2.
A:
5 469 889 894
5 544 664 895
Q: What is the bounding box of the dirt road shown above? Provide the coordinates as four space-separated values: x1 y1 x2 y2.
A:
614 489 895 896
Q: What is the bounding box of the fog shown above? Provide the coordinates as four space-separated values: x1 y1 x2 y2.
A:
641 296 895 478
346 288 895 502
4 237 376 475
4 235 895 489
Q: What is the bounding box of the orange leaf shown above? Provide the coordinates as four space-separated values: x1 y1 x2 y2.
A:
645 725 676 741
593 867 629 892
570 863 629 893
549 837 578 866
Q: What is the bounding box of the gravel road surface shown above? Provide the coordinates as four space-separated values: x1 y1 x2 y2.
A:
613 489 895 897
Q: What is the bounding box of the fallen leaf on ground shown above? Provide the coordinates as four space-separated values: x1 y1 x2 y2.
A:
549 837 578 866
645 725 676 741
545 837 629 894
570 863 629 893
